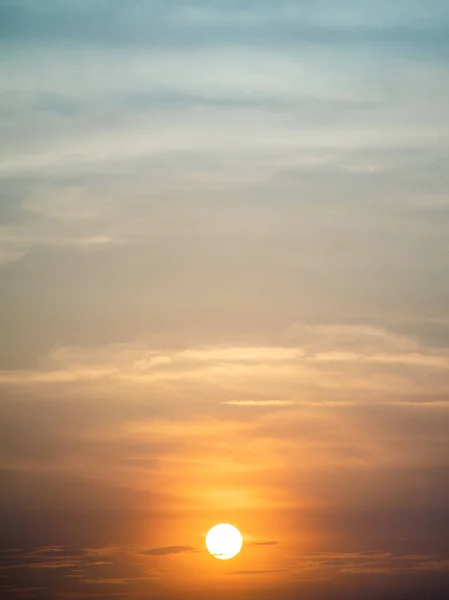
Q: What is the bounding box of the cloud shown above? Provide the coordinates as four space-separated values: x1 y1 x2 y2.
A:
1 326 449 515
292 551 449 576
0 545 159 599
2 0 448 54
223 400 294 407
80 578 143 586
0 546 85 572
139 546 197 556
1 326 449 401
247 541 279 546
229 569 287 576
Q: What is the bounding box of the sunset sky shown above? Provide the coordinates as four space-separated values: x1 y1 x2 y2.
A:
1 1 449 599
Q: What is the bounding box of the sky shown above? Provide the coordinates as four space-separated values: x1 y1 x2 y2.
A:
1 0 449 598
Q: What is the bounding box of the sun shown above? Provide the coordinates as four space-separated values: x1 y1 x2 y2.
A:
206 524 243 560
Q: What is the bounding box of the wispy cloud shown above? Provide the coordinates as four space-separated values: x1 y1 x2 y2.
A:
139 546 197 556
229 569 287 576
247 541 279 546
223 400 294 407
1 326 448 401
292 551 449 576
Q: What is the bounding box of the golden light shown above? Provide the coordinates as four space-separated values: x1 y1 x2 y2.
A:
205 524 243 560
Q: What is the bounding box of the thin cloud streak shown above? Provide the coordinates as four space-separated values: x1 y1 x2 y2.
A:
223 401 295 407
139 546 197 556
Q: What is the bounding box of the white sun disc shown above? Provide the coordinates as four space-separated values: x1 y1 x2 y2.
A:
205 523 243 560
